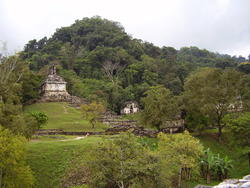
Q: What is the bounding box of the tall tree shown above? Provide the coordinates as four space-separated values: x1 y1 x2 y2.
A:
183 68 244 141
141 85 178 130
158 131 204 187
81 102 105 128
102 61 124 84
0 55 24 102
85 133 160 188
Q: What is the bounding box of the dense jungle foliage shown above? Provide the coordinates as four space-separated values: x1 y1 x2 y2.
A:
17 16 250 113
1 16 250 187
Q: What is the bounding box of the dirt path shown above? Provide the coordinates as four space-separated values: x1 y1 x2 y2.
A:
30 136 87 142
60 136 86 142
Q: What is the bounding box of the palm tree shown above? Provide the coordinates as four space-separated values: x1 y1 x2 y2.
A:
200 148 218 184
200 149 233 183
217 155 233 180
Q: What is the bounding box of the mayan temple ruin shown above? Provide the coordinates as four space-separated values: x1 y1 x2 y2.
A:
40 65 73 102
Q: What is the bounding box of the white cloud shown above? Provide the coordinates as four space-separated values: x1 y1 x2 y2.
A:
0 0 249 57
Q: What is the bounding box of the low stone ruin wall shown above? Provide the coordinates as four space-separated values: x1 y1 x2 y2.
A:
35 95 87 106
35 125 184 138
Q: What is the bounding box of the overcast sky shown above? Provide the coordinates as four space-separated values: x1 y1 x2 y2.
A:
0 0 249 57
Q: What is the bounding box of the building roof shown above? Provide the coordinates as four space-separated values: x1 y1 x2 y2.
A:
122 101 139 108
42 65 66 84
43 74 66 83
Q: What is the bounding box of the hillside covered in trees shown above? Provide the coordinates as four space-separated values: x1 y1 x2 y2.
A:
1 16 250 188
19 16 250 113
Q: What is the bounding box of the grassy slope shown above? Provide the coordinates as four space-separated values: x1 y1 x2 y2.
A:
26 136 102 188
196 132 249 178
24 102 108 132
24 103 248 187
26 132 249 188
185 131 250 187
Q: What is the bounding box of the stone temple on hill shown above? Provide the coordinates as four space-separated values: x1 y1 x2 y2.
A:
40 65 71 101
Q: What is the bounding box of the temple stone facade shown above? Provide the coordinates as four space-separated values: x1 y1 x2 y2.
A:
37 65 87 106
40 65 71 102
120 101 139 115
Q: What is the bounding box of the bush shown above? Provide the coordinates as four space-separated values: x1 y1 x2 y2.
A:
0 126 35 188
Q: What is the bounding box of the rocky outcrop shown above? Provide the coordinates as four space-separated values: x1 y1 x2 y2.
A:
195 175 250 188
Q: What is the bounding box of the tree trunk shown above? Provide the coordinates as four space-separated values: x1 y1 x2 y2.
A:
91 119 95 128
188 168 191 180
0 168 2 188
218 170 223 181
178 168 182 188
206 171 211 184
224 170 228 179
218 126 222 143
248 152 250 168
118 181 125 188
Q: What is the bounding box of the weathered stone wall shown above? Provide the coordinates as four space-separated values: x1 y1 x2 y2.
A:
43 83 67 92
39 66 75 102
38 94 71 102
42 90 70 97
38 95 87 106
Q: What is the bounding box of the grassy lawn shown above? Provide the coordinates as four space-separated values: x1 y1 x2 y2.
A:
26 136 103 188
196 132 249 178
25 127 249 188
25 117 250 188
24 102 108 132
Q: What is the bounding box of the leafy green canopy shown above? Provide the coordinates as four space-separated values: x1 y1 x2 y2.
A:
183 68 246 140
158 131 204 186
81 102 105 128
19 16 246 112
200 148 233 184
225 112 250 166
85 133 160 188
140 85 178 130
0 126 34 188
77 131 203 188
0 54 44 138
29 111 48 129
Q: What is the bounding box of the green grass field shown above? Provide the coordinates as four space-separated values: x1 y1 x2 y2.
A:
24 102 108 132
26 131 249 188
26 136 103 188
23 103 249 187
196 132 249 178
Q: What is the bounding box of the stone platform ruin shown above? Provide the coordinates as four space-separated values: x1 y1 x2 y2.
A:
39 65 86 106
40 65 70 101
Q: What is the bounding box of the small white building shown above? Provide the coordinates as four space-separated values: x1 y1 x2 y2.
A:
121 101 139 115
40 65 70 98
